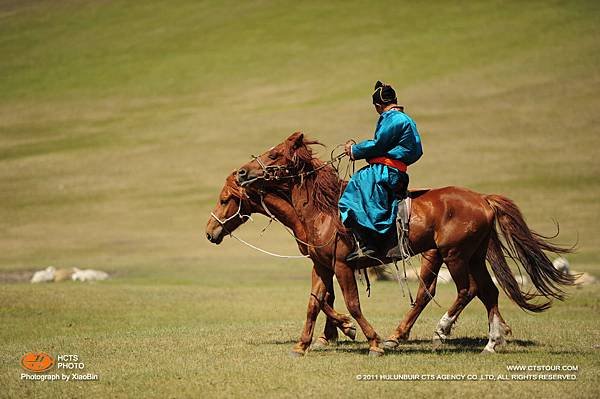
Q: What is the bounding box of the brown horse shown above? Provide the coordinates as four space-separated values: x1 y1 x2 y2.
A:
206 173 359 346
208 132 575 356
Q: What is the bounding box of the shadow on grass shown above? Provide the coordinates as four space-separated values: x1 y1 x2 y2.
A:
251 339 299 345
252 336 539 355
331 339 486 355
442 337 537 348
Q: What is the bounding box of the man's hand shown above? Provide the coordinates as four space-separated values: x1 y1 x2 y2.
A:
344 140 356 159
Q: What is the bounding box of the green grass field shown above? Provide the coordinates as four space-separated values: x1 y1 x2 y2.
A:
1 0 599 397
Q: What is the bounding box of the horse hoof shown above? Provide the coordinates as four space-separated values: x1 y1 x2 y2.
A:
289 349 306 357
432 336 445 350
368 347 385 357
480 347 496 355
383 339 399 350
343 326 357 341
433 330 447 342
311 337 330 349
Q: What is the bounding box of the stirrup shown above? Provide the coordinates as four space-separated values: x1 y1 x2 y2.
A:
347 229 377 262
346 245 376 262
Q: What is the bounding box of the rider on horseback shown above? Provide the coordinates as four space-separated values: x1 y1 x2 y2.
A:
339 81 423 261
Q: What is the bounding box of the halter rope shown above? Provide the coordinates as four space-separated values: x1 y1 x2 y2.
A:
210 195 309 259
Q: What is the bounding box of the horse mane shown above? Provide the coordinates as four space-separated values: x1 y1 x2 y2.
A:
224 173 247 199
284 133 347 233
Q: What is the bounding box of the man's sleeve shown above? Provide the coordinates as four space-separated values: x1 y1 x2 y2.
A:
351 117 402 160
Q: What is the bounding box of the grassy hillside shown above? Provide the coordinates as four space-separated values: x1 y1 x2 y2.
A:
1 0 599 397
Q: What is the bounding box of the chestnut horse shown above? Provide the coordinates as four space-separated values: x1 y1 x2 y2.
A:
207 132 575 356
207 173 359 345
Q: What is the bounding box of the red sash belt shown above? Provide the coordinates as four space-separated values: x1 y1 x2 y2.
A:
367 157 407 172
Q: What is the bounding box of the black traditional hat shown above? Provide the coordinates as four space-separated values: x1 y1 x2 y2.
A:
372 80 397 105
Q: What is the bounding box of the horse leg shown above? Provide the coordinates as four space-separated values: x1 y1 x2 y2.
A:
317 289 340 345
470 244 511 354
334 260 383 356
433 249 477 344
290 264 333 356
313 276 357 348
313 291 340 348
291 264 355 355
384 249 442 349
433 273 477 344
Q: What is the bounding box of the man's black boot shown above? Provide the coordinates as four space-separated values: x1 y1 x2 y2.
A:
346 229 377 262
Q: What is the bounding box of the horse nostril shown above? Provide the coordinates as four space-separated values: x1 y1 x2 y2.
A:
206 233 213 242
237 168 248 182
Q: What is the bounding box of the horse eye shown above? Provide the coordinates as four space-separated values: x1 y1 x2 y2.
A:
220 198 228 205
268 152 278 160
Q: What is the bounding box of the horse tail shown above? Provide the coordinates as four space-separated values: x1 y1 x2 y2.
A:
484 194 576 312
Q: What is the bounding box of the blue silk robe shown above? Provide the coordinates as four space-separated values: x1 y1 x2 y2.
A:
339 109 423 234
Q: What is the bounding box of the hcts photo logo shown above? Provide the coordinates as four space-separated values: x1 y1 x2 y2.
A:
20 352 55 373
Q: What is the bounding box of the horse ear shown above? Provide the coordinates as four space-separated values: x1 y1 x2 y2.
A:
292 132 304 149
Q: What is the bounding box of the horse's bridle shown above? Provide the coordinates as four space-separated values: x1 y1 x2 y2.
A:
239 152 346 187
210 195 252 226
237 154 296 187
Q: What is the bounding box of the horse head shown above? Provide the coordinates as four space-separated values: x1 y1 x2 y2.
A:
207 134 322 245
235 131 321 190
235 132 345 232
206 173 257 244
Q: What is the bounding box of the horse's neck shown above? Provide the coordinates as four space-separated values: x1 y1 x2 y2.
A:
261 193 307 240
289 179 334 230
260 183 322 235
291 184 310 221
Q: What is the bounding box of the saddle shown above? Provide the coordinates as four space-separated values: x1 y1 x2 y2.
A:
348 188 424 263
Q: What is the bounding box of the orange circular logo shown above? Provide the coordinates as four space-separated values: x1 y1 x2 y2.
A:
20 352 55 373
